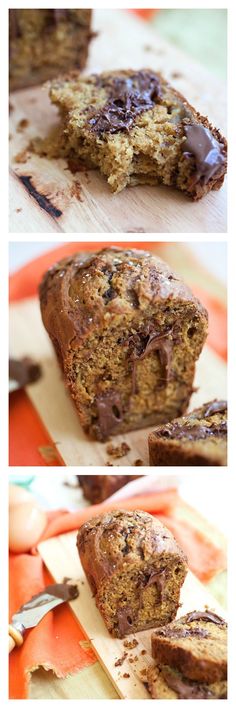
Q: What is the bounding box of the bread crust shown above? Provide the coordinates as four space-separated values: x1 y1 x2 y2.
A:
151 611 227 683
77 510 187 637
39 247 208 441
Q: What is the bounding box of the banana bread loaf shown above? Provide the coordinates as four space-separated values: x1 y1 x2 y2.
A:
77 509 187 637
77 475 140 504
149 400 227 466
151 610 227 683
147 665 227 699
39 247 208 442
9 9 93 91
39 68 227 199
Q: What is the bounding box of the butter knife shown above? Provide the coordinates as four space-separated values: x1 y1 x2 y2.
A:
9 582 79 652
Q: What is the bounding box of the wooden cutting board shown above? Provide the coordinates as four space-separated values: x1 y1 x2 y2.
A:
9 296 227 467
38 529 226 700
9 9 227 233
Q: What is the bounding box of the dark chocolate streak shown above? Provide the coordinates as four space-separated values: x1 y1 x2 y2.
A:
183 124 225 185
154 419 227 441
129 328 173 395
185 610 226 626
19 176 62 218
95 391 123 438
161 668 215 699
203 400 227 418
9 357 41 387
18 583 79 612
88 70 161 134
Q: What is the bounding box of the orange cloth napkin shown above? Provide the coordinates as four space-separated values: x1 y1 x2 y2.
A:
9 491 226 698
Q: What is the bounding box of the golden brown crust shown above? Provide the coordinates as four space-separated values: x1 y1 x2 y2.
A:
77 510 188 637
39 247 208 441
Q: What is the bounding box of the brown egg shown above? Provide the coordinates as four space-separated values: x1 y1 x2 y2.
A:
9 502 47 553
9 484 35 508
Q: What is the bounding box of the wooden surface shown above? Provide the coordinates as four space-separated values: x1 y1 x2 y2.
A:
38 529 226 700
9 9 227 233
10 295 227 467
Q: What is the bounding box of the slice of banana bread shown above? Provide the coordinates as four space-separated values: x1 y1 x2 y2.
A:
9 9 93 91
77 510 187 637
149 400 227 466
40 68 227 199
151 610 227 683
147 665 227 699
77 475 140 504
39 247 208 442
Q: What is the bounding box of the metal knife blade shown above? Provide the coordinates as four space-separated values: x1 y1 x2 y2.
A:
9 582 79 651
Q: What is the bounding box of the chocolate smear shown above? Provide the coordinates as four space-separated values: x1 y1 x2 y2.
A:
18 583 79 612
9 357 42 389
130 329 173 394
161 667 215 699
185 610 226 626
89 70 161 135
183 124 225 185
154 419 227 441
117 607 134 635
95 391 123 438
203 400 227 418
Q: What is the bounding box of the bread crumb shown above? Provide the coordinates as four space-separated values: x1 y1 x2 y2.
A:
114 652 128 667
123 638 138 649
123 673 130 678
133 459 144 466
17 118 29 132
140 649 147 655
14 148 30 164
105 461 114 466
70 180 84 202
106 442 130 458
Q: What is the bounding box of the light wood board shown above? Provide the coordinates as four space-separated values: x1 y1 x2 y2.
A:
38 530 226 700
9 9 227 233
10 296 227 467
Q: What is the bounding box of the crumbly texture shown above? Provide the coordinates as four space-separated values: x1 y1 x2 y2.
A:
106 442 130 458
39 247 208 442
77 475 140 504
151 611 227 683
77 509 187 638
147 665 227 699
37 68 227 199
9 9 92 91
149 400 227 466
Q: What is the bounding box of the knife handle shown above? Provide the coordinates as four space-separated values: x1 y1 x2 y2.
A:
8 624 24 653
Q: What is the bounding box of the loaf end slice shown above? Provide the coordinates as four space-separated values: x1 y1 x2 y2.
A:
149 400 227 466
77 510 187 637
146 665 227 699
151 610 227 683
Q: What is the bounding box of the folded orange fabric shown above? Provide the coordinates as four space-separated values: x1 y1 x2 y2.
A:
159 515 226 583
9 491 226 698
